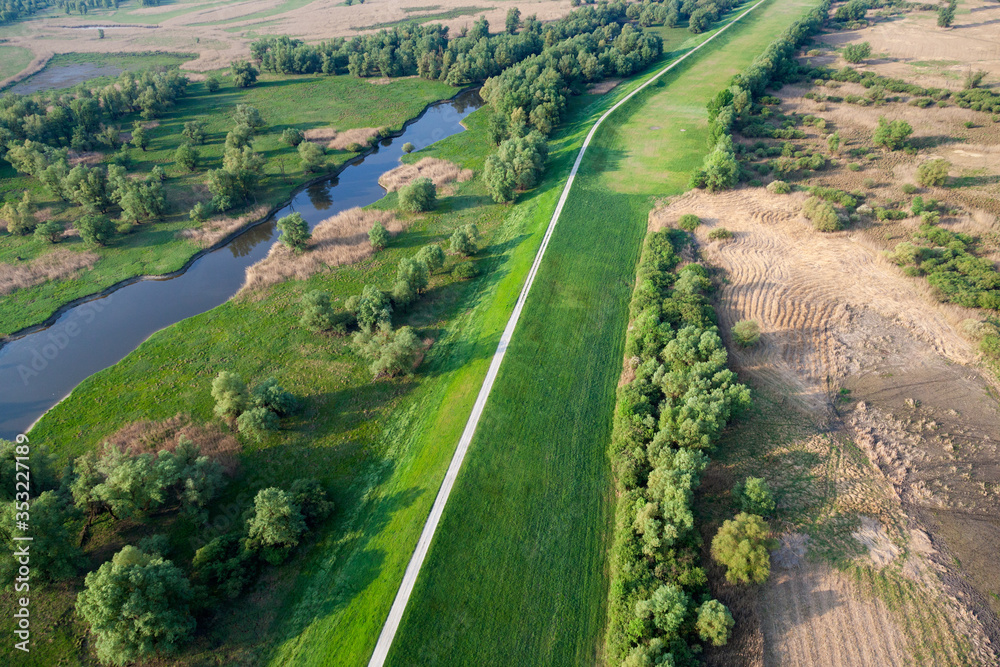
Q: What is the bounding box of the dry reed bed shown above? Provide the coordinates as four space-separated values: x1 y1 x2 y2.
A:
105 414 241 475
304 126 382 151
240 207 405 295
378 157 473 192
0 249 99 295
178 206 269 248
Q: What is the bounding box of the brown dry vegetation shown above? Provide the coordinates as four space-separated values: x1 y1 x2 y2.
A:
304 126 383 151
378 157 473 192
177 205 269 248
105 413 241 474
0 249 100 295
240 206 404 294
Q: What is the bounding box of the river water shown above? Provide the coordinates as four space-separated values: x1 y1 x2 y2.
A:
0 89 483 439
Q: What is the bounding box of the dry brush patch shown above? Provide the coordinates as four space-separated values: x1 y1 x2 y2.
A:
105 413 241 475
378 157 473 192
178 205 269 248
304 126 382 151
0 249 100 295
240 206 405 295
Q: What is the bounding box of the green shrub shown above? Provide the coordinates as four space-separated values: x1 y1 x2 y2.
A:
416 243 446 272
189 202 212 224
34 220 64 243
733 477 776 516
710 513 772 585
452 262 478 279
696 599 735 647
277 212 310 252
251 378 298 416
282 127 304 146
708 227 733 241
236 407 279 441
848 162 861 171
678 214 700 231
368 220 388 251
803 196 841 231
245 488 305 564
842 42 872 64
449 223 479 255
916 158 950 187
350 324 422 378
77 214 115 246
402 142 415 154
872 116 913 150
767 179 791 194
398 177 436 213
345 285 392 332
298 140 325 172
901 183 917 195
211 371 249 420
731 320 761 347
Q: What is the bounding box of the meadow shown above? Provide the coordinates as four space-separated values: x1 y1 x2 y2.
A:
384 0 828 663
0 69 456 336
0 44 33 82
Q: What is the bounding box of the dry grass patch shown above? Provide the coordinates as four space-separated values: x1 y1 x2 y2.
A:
0 249 99 295
304 126 382 151
378 157 473 192
178 205 269 248
105 413 242 475
240 207 405 295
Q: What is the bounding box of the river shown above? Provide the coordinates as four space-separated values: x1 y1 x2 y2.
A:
0 89 483 439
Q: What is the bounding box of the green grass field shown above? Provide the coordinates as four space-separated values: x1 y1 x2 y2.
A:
384 0 825 664
0 44 33 82
0 71 456 336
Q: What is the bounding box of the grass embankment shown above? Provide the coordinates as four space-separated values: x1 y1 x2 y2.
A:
384 1 823 664
0 70 456 336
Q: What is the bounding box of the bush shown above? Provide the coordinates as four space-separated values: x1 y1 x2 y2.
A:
289 478 334 526
206 76 221 93
76 547 195 666
902 183 917 195
298 140 325 172
872 116 913 151
251 378 298 416
402 142 415 154
450 223 479 255
710 512 772 585
34 220 64 243
767 179 791 194
696 599 735 647
390 257 430 307
277 212 311 252
733 477 776 516
345 142 362 152
346 284 392 332
415 243 445 273
452 262 479 280
847 162 861 171
702 139 739 192
678 214 700 231
964 70 987 90
842 42 872 64
231 60 258 88
351 324 422 377
731 320 761 347
803 196 841 232
398 177 436 213
237 407 279 440
300 290 346 333
189 201 212 223
77 214 115 246
368 220 389 251
708 227 733 241
282 127 304 146
245 488 306 564
175 143 198 171
916 158 950 187
211 371 250 420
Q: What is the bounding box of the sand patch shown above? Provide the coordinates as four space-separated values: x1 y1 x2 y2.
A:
240 207 405 295
378 157 473 192
0 249 99 295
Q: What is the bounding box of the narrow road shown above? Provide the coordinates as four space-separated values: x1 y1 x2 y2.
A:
367 3 769 663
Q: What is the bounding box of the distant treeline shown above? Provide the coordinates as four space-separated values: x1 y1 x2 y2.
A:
0 0 45 24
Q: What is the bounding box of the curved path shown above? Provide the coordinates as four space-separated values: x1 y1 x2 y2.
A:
367 2 769 663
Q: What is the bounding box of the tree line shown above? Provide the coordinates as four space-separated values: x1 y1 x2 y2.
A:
606 228 759 666
0 0 44 24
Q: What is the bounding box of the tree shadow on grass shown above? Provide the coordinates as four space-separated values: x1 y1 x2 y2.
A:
949 174 1000 188
909 135 965 151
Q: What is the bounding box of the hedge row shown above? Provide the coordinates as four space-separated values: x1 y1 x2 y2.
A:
605 229 750 666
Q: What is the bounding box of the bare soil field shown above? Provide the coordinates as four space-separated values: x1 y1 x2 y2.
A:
0 0 575 74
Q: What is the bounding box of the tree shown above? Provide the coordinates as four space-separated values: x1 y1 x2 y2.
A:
391 257 430 307
842 42 872 64
233 104 267 131
1 492 80 581
937 0 956 27
131 124 149 151
635 584 691 641
251 378 298 416
711 512 773 585
827 131 841 155
236 407 279 441
207 145 264 211
696 599 735 647
277 212 311 252
64 165 110 212
398 177 436 213
211 371 250 420
368 220 389 250
182 120 206 145
802 196 841 232
205 76 221 93
402 141 415 154
688 6 714 33
289 478 334 526
189 202 212 223
34 220 64 243
226 123 255 151
1 192 36 235
300 290 337 332
734 477 775 516
731 320 761 347
416 243 445 272
964 69 988 90
298 140 325 172
245 488 306 564
449 223 479 255
282 127 304 146
351 324 422 377
873 116 912 151
346 285 392 331
483 153 516 203
506 6 521 33
701 139 739 192
231 60 259 88
77 214 115 246
76 546 195 666
916 158 950 187
175 143 198 171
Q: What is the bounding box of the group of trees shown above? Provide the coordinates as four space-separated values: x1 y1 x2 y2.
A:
483 130 548 202
211 371 299 440
0 0 45 24
607 229 752 665
693 0 832 193
710 478 775 585
205 105 267 211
